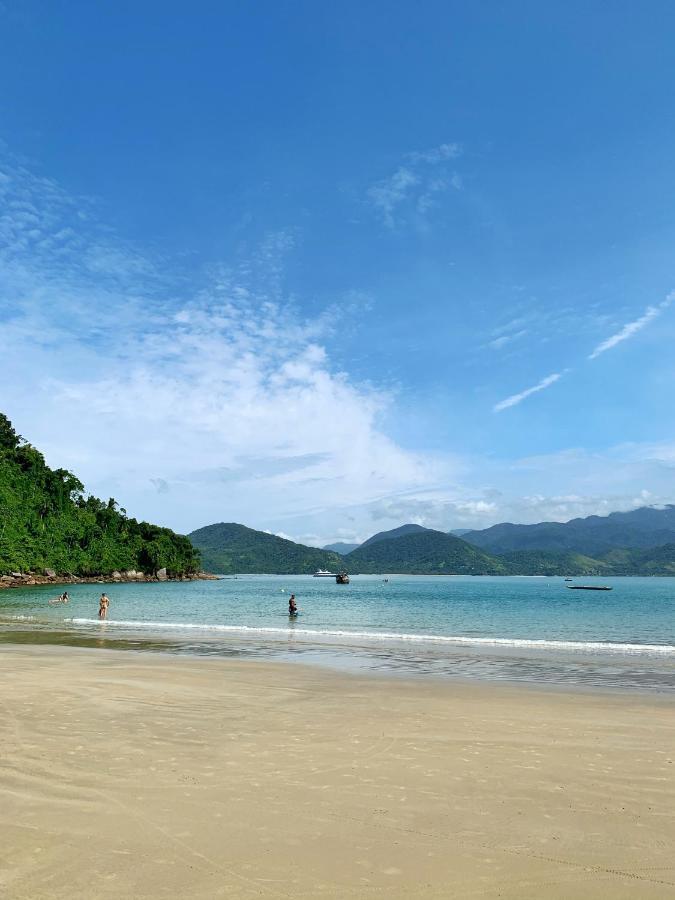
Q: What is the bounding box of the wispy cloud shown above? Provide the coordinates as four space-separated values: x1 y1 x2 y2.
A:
366 142 462 229
493 371 564 412
366 167 419 229
588 292 674 359
406 142 461 165
488 329 528 350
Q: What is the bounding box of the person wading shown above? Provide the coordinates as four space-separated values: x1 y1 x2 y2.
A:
98 593 110 619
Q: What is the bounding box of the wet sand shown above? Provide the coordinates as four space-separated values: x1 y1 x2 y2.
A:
0 645 673 898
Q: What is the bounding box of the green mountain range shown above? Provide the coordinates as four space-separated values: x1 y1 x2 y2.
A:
0 413 199 577
189 523 344 574
462 506 675 554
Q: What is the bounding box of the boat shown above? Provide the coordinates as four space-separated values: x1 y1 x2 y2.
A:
335 572 350 584
566 585 613 591
313 569 336 577
564 577 573 582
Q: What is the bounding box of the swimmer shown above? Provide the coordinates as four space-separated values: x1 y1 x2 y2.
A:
288 593 298 616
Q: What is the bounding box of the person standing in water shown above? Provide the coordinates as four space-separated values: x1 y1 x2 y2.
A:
98 592 110 619
288 594 298 616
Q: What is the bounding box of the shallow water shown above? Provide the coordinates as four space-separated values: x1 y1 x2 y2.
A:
2 574 674 691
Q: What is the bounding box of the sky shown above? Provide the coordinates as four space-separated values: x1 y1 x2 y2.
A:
1 0 675 546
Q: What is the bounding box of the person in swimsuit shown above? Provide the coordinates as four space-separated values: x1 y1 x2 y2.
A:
288 594 298 616
98 593 110 619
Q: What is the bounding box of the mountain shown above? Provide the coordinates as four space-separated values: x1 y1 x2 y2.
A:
323 542 360 554
462 506 675 554
189 518 675 576
598 543 675 576
0 413 199 576
345 529 509 575
502 544 675 576
498 550 614 577
189 523 344 574
359 523 431 548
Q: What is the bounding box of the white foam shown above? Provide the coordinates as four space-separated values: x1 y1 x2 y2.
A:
64 618 675 656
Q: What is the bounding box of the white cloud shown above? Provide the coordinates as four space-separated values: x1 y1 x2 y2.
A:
0 152 446 538
366 142 462 228
493 371 564 412
588 292 674 359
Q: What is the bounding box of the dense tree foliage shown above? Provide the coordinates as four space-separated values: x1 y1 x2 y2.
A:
0 413 199 576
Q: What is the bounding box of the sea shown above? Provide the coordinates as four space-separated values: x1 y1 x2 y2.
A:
1 574 674 693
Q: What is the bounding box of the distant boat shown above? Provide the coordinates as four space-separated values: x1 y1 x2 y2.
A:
313 569 336 577
335 572 350 584
566 585 613 591
564 577 573 582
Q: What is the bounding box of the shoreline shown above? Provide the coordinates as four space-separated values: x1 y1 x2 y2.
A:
0 645 673 898
1 624 673 699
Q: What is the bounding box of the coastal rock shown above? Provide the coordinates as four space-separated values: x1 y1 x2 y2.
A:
112 571 122 581
44 568 57 578
156 567 168 581
1 574 13 582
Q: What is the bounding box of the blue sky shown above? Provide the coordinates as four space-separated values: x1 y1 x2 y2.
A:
1 1 675 544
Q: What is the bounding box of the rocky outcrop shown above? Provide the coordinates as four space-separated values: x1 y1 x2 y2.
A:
0 571 220 590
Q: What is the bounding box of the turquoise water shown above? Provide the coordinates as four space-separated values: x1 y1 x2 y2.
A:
1 575 674 691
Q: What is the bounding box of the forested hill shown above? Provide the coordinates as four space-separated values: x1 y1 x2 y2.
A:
189 523 344 574
0 413 199 576
344 529 509 575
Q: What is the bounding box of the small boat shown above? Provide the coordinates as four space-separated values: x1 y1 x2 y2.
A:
313 569 336 577
566 584 613 591
564 577 573 582
335 572 350 584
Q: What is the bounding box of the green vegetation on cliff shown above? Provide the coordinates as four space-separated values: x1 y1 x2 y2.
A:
0 413 199 576
189 522 344 574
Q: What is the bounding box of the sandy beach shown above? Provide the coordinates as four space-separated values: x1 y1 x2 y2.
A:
0 646 673 899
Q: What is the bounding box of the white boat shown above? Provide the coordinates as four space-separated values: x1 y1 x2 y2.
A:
313 569 336 577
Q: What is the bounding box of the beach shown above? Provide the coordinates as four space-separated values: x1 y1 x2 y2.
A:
0 646 673 898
